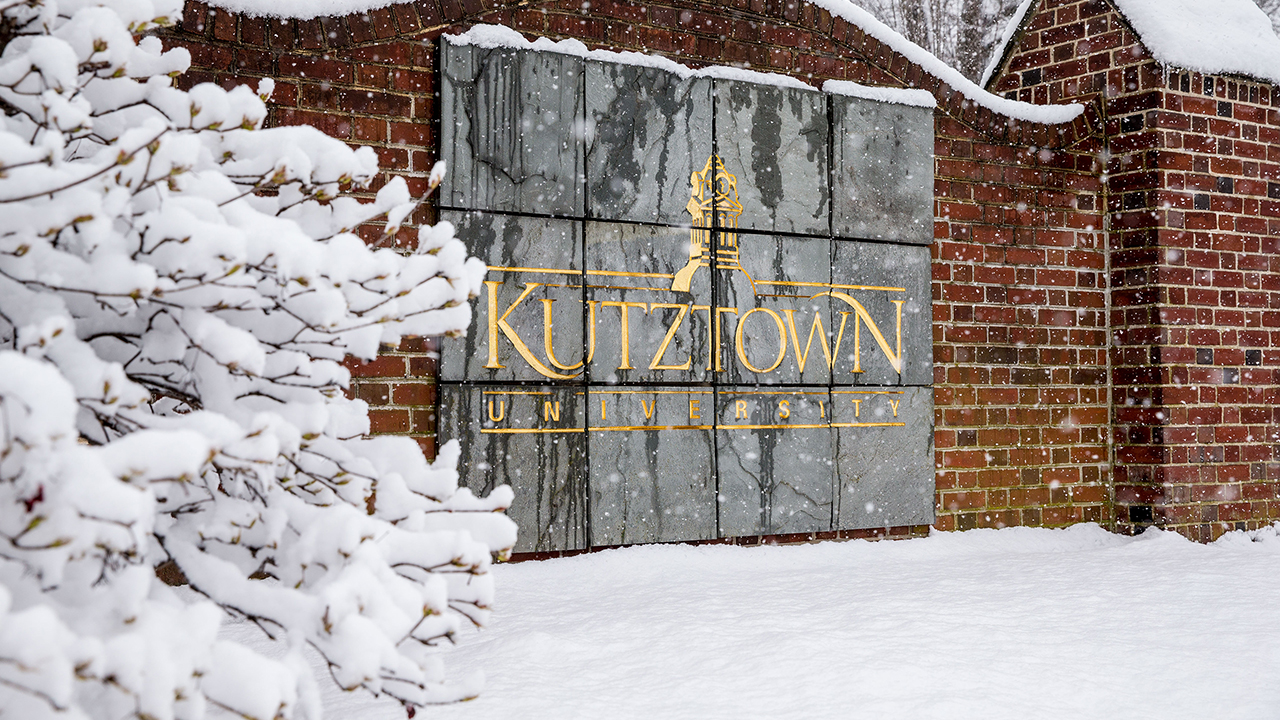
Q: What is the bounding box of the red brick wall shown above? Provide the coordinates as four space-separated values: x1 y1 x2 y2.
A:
165 0 1137 538
346 337 440 459
988 0 1280 540
1145 70 1280 539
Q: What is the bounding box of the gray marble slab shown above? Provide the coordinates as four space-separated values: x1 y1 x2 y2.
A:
438 384 588 553
713 80 829 235
830 241 932 386
440 42 584 217
436 46 938 546
586 63 712 225
832 386 935 529
439 212 584 384
584 222 712 384
716 388 834 536
832 97 934 244
588 387 717 546
716 232 833 385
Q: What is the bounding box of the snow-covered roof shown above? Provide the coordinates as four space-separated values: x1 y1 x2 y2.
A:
981 0 1035 87
1115 0 1280 85
984 0 1280 88
808 0 1083 124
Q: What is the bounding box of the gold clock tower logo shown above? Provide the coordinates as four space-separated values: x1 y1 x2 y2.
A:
672 155 752 293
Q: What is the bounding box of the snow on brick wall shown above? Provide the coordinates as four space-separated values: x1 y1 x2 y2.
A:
161 0 1278 542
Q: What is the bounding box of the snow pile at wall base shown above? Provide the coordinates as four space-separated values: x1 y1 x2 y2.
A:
232 522 1280 720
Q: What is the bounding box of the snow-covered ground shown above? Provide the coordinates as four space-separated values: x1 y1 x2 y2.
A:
239 524 1280 719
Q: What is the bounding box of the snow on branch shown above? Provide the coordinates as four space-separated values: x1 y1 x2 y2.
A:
0 0 513 717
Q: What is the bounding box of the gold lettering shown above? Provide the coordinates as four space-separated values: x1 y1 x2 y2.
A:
484 281 505 370
586 300 599 363
889 398 901 417
600 397 607 420
487 399 505 422
602 301 648 370
649 303 693 371
832 311 852 365
778 400 790 419
541 298 583 371
692 305 712 370
782 309 835 372
735 400 748 420
734 308 786 374
818 400 825 419
715 307 738 372
689 398 701 420
829 292 904 375
640 398 656 419
543 401 561 422
484 281 580 380
851 398 863 417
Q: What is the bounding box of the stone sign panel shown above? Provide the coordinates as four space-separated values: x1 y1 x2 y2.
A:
439 37 935 552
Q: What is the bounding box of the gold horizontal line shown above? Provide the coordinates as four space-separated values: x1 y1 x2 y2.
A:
722 422 907 430
722 423 832 430
589 390 714 395
832 283 907 292
480 391 587 396
479 423 904 434
586 285 672 292
480 428 585 434
487 270 903 292
831 391 906 395
592 425 714 432
488 266 582 275
719 391 829 396
585 270 675 279
755 281 907 292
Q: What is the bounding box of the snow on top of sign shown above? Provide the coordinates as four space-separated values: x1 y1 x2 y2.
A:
446 25 813 90
202 0 396 19
693 64 814 91
450 23 1076 121
824 80 938 108
983 0 1280 87
807 0 1082 124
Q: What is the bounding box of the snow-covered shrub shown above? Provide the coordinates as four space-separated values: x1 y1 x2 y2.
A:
0 0 514 717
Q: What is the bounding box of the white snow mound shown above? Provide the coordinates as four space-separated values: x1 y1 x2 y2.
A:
233 522 1280 720
1113 0 1280 85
